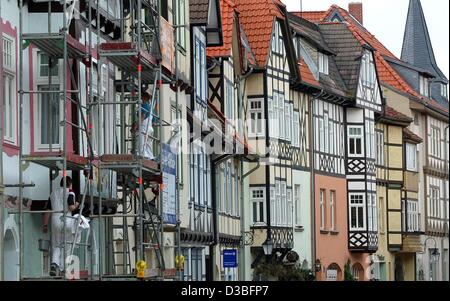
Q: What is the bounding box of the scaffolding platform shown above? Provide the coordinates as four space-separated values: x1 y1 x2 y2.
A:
99 42 158 84
22 152 88 171
23 32 89 59
100 155 160 180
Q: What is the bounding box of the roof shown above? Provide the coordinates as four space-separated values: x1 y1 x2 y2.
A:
291 11 327 23
288 13 333 54
298 59 320 88
299 4 448 116
207 0 235 57
319 22 363 95
384 106 413 124
234 0 285 66
401 0 448 83
403 128 423 144
190 0 210 25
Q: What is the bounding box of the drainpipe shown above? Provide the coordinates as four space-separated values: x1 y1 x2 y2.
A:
310 89 325 278
0 0 5 281
444 125 449 280
210 154 234 281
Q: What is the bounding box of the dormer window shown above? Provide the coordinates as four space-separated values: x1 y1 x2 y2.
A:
318 52 329 75
272 21 284 55
441 83 448 99
419 75 429 97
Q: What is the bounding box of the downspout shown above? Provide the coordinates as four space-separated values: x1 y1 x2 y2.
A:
210 154 234 281
0 0 4 282
310 88 325 277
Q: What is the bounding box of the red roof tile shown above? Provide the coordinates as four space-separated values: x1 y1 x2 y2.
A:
307 5 448 115
384 106 413 124
207 0 236 57
403 128 423 144
291 11 327 23
235 0 285 66
298 59 320 88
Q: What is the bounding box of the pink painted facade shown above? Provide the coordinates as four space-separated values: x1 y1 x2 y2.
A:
314 174 369 281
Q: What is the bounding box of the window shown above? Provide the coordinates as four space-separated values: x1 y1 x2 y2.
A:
194 38 207 119
272 21 284 55
285 103 292 142
376 131 384 166
441 83 448 99
38 52 58 78
430 187 440 218
3 36 14 71
225 79 235 135
292 111 300 147
403 200 419 232
294 185 301 227
365 121 375 160
330 191 336 231
281 182 287 227
361 51 376 90
251 189 265 225
348 127 363 156
38 85 60 147
414 112 419 126
419 75 429 97
430 127 441 157
406 143 418 171
318 52 329 75
3 35 16 143
189 142 211 208
248 99 264 137
275 182 281 227
270 187 275 226
176 0 187 49
319 117 324 152
350 194 365 230
324 113 329 153
320 189 326 230
287 189 293 227
367 194 377 232
3 74 16 143
278 94 285 140
378 197 385 233
351 264 363 281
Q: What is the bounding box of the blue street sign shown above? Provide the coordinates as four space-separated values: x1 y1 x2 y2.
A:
223 249 238 268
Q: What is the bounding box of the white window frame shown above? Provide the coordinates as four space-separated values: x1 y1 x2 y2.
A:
225 79 235 135
3 34 17 144
294 184 302 227
272 21 284 55
320 189 326 230
251 188 266 226
292 111 300 147
287 189 293 227
281 182 287 227
348 126 364 157
248 99 264 137
318 52 329 75
376 131 384 166
406 143 418 172
270 187 275 226
285 103 292 142
404 200 419 232
441 83 448 98
419 75 429 97
176 0 187 50
430 127 441 157
350 193 366 231
330 190 336 231
278 94 285 140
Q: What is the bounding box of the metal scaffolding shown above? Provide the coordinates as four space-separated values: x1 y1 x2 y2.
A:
14 0 176 281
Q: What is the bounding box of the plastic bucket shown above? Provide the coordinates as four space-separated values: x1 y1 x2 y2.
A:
38 239 51 252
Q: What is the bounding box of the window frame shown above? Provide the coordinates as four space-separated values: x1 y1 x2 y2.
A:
318 52 329 75
3 34 17 144
349 193 366 231
176 0 187 50
251 188 267 225
292 111 300 147
248 99 264 137
406 143 418 172
348 126 364 157
320 189 326 230
330 190 336 231
294 184 302 227
376 130 384 166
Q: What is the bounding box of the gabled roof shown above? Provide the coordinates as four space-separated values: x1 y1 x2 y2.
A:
401 0 448 83
234 0 285 66
190 0 211 25
296 5 448 116
318 22 363 95
207 0 235 57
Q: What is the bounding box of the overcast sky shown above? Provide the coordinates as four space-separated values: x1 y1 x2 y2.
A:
282 0 450 79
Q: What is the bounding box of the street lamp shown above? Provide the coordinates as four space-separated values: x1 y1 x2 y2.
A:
430 248 440 263
262 238 274 256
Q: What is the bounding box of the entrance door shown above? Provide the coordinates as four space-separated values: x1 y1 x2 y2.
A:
4 230 19 281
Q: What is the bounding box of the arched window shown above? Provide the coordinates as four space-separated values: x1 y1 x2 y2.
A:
326 263 342 281
352 263 364 281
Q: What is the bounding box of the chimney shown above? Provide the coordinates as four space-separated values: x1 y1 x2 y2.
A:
349 2 363 25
